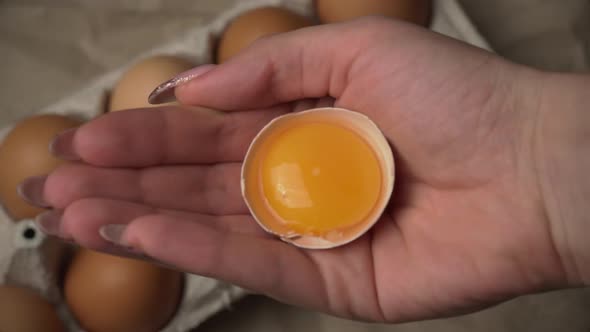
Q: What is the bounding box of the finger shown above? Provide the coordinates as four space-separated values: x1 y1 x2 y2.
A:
44 163 247 215
121 215 329 312
173 18 396 111
51 106 288 167
38 198 262 249
291 97 336 113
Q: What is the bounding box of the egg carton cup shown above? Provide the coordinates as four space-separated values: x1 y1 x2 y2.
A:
0 0 490 331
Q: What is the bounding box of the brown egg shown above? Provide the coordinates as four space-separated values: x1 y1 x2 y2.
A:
64 249 183 332
216 7 313 63
0 285 66 332
0 114 82 220
109 55 196 112
316 0 431 26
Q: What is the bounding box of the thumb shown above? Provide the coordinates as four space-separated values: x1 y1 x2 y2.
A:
149 18 393 111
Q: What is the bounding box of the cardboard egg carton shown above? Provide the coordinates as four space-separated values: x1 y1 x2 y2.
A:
0 0 490 331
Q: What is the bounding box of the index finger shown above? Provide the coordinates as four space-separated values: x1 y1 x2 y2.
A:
51 106 288 167
169 18 405 111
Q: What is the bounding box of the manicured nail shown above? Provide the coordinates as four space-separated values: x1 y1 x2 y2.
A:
17 176 50 208
99 224 128 246
49 128 80 161
148 64 217 104
35 210 63 236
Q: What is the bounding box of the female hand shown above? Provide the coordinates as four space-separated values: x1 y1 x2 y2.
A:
22 18 588 322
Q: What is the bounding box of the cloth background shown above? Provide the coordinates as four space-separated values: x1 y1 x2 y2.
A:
0 1 588 331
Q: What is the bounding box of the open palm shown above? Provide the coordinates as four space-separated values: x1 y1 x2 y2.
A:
35 18 565 322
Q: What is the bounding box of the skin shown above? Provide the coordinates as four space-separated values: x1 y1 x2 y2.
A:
28 18 589 322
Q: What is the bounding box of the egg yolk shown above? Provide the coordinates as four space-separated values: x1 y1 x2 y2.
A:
260 122 382 234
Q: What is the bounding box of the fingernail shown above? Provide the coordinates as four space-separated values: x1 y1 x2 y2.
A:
148 64 217 104
17 176 50 208
35 210 63 236
49 128 80 161
99 224 128 246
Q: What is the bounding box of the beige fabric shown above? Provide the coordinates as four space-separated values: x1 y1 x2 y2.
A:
0 0 588 331
458 0 590 72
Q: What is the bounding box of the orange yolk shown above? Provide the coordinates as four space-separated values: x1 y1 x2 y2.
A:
259 122 382 234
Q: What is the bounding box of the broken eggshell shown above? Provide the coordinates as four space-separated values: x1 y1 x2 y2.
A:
241 107 395 249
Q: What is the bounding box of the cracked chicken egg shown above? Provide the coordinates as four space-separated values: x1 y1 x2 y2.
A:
241 108 395 249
